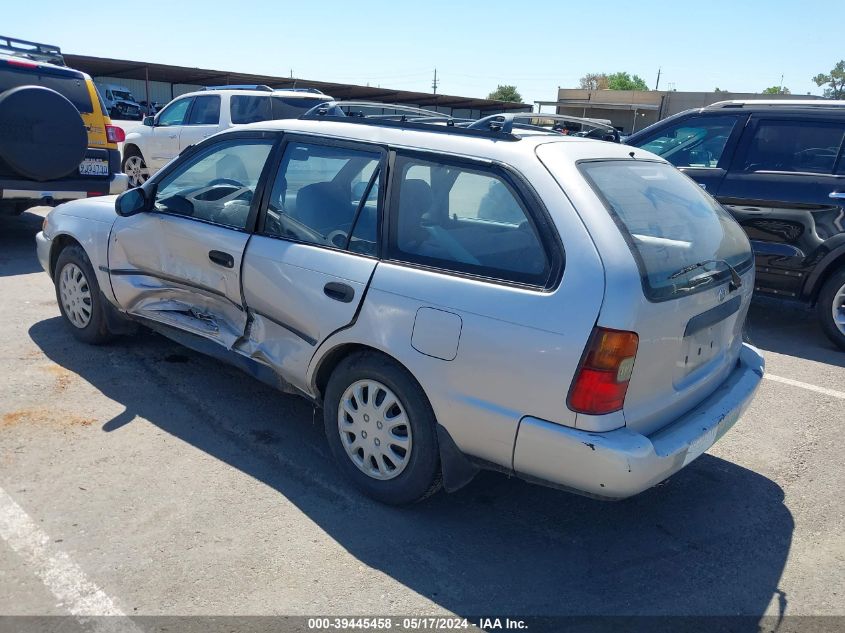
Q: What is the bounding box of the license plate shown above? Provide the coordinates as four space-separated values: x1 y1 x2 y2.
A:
79 158 109 176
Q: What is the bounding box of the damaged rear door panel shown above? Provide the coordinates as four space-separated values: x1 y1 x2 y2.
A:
235 137 385 394
107 137 276 347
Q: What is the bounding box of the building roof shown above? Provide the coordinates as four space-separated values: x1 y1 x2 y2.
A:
64 54 531 114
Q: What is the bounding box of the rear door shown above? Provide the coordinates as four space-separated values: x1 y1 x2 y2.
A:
109 134 276 347
179 94 221 151
628 112 748 194
717 115 845 299
148 96 192 170
238 136 384 391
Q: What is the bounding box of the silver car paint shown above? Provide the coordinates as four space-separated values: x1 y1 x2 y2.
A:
36 119 765 498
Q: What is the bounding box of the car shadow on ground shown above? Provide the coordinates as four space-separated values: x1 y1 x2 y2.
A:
0 209 46 277
29 317 793 626
745 297 845 368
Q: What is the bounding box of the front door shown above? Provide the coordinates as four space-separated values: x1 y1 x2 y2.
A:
109 135 276 348
238 137 384 391
718 115 845 298
148 96 193 170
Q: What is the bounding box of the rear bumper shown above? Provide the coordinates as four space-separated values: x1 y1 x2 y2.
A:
512 343 765 499
1 173 128 199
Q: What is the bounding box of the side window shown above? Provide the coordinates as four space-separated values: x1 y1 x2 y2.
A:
390 156 551 286
264 142 381 252
271 96 327 120
156 98 192 127
230 96 272 124
742 120 845 174
153 140 274 230
633 115 741 168
186 95 220 125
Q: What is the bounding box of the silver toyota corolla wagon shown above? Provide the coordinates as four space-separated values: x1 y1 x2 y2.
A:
35 107 765 504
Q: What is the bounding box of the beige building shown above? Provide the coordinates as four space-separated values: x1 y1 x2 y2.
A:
539 89 823 134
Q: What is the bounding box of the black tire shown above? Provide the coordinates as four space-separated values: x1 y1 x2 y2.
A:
817 267 845 351
54 245 113 345
0 86 87 181
121 146 149 189
323 352 442 504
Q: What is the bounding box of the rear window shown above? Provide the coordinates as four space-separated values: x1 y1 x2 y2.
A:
579 160 752 301
0 66 93 113
271 97 327 119
230 95 271 124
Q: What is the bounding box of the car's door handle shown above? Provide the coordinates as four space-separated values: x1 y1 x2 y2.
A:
830 192 845 200
208 250 234 268
324 282 355 303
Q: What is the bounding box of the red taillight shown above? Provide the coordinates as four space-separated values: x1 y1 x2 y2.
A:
568 327 639 415
106 125 125 143
86 192 104 197
6 58 38 68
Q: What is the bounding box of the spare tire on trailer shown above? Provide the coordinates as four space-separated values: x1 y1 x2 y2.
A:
0 85 87 181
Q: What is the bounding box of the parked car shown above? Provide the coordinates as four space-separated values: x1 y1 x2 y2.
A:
0 35 127 216
36 107 764 504
121 86 332 188
138 100 160 116
95 82 143 120
627 100 845 350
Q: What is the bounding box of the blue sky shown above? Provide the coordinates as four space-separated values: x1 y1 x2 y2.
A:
6 0 843 106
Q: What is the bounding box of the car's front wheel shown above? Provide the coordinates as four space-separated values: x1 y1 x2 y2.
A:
817 267 845 351
323 352 442 504
121 147 150 188
54 245 113 345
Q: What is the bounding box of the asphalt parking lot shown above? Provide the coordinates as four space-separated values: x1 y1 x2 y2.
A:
1 208 843 625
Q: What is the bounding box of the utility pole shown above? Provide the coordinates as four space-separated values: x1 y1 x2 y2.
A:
432 68 439 95
654 67 661 91
779 73 784 93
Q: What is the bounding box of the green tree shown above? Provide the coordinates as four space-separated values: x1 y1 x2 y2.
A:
813 60 845 99
714 87 729 93
487 85 523 102
606 72 649 91
762 86 791 94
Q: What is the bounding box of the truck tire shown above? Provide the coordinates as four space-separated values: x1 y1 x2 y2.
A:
817 267 845 351
0 86 87 181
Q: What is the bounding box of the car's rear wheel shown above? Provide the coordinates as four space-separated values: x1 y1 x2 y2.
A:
122 148 150 188
817 267 845 351
323 352 441 504
54 245 113 345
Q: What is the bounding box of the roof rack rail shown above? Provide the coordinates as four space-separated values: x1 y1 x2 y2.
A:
467 112 620 140
280 87 325 94
710 99 845 108
205 84 273 92
0 34 64 66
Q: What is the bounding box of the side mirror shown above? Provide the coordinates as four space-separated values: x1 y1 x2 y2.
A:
115 188 148 217
143 116 154 127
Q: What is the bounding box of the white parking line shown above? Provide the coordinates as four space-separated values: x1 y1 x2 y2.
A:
0 486 141 632
765 373 845 400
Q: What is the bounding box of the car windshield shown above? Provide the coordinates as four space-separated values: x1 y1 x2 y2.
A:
112 89 133 101
578 160 752 301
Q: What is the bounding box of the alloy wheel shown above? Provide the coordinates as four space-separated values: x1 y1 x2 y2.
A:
123 155 149 188
833 281 845 336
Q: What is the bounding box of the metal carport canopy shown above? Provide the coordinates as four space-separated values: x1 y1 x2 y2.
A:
64 54 531 113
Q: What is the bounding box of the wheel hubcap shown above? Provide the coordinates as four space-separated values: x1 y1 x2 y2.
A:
833 282 845 336
337 380 412 480
59 263 93 329
124 156 149 188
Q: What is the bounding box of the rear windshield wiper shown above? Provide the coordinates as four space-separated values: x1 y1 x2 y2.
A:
668 259 743 291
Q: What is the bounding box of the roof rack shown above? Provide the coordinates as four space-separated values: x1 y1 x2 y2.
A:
205 84 273 92
301 101 620 142
0 35 64 66
710 99 845 108
281 87 325 95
